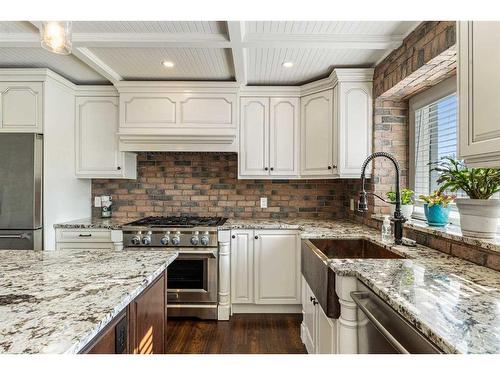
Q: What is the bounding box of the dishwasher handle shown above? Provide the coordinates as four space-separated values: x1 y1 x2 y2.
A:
351 291 410 354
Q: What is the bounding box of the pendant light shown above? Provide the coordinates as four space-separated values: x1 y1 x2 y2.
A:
40 21 72 55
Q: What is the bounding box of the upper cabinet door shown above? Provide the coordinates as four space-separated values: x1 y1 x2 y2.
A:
300 90 334 176
458 21 500 167
269 98 300 177
0 82 43 133
336 82 372 178
239 97 269 177
76 97 136 179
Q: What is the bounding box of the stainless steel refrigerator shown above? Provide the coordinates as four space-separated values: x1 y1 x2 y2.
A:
0 133 43 250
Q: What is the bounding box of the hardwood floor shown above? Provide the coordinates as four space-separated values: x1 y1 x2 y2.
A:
165 313 307 354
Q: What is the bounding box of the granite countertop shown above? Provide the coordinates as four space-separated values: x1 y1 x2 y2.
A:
0 249 177 354
54 217 129 230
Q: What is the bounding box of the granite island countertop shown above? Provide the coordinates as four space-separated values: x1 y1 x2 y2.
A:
0 249 177 354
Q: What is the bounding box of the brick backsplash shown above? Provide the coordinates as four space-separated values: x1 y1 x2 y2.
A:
92 152 348 220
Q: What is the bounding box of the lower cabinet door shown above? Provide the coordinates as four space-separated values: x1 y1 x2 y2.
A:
302 278 316 354
85 313 127 354
230 230 254 304
129 273 166 354
254 231 300 304
317 303 336 354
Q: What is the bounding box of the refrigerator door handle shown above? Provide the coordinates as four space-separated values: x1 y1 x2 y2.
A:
0 233 30 239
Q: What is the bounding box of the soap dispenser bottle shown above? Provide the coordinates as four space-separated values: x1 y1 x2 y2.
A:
381 215 393 244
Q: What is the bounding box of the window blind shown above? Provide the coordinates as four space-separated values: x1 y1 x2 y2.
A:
414 93 459 197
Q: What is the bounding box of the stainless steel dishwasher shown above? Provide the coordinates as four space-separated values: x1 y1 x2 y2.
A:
351 283 442 354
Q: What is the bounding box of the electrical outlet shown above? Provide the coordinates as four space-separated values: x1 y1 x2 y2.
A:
94 196 102 208
260 197 268 209
350 198 355 211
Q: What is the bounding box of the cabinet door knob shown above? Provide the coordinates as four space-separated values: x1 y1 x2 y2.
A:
254 235 259 239
264 167 268 171
328 165 332 170
332 165 337 169
231 235 236 239
310 296 314 302
117 166 122 170
270 167 274 171
313 300 319 306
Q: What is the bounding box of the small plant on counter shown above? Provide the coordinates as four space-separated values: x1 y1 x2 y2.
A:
386 188 415 219
419 191 455 227
431 157 500 238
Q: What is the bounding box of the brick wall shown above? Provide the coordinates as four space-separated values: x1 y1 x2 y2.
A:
92 152 347 220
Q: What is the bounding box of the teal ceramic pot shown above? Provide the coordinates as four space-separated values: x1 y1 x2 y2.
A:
424 204 450 227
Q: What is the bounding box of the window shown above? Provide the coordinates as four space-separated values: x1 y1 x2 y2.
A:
409 77 460 223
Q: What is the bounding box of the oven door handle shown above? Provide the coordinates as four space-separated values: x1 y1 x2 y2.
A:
176 250 217 258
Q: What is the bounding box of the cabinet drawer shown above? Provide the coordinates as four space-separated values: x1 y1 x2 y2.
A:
56 229 112 243
56 242 115 251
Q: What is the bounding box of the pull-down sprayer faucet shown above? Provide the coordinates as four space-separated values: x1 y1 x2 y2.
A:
358 152 406 245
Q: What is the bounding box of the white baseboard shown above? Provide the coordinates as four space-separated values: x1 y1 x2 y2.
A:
231 304 302 314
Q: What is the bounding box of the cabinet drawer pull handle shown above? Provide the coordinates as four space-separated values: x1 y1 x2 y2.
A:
254 235 259 239
79 234 92 237
231 235 236 239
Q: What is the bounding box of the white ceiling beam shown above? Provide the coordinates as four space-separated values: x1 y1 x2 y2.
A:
227 21 247 86
0 33 39 47
71 33 231 48
242 33 405 50
71 47 122 84
26 22 122 84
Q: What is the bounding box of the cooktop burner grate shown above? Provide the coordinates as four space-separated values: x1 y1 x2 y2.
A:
124 216 227 228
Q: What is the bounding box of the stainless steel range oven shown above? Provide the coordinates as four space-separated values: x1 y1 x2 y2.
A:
122 216 226 320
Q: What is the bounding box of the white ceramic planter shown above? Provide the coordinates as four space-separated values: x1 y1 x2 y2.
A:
389 204 414 220
455 198 500 239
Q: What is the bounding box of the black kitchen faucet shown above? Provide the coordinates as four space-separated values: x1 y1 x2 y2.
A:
357 152 406 245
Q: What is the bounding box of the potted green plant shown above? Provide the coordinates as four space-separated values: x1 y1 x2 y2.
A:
432 157 500 238
386 188 414 219
419 191 455 227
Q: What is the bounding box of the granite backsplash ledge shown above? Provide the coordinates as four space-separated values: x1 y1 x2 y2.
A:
92 152 351 220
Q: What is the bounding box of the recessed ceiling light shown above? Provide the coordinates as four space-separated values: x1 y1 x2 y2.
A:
282 61 294 68
162 60 175 68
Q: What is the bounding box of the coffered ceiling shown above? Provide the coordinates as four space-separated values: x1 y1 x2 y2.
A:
0 21 419 85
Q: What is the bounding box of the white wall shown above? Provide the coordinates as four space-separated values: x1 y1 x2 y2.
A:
43 78 90 250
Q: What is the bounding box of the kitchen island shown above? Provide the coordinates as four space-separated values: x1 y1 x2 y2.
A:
0 249 177 354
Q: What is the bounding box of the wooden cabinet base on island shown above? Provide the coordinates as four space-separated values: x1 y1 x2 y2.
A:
82 272 167 354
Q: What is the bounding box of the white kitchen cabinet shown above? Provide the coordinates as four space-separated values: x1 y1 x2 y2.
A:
230 229 301 311
0 82 43 133
253 230 301 304
230 230 254 304
300 69 372 179
75 96 137 179
300 90 334 177
301 276 337 354
458 21 500 167
239 97 299 178
55 228 123 251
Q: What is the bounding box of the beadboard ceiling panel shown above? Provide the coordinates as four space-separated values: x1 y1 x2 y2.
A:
247 48 382 85
88 47 234 80
0 47 108 84
73 21 227 35
245 21 415 36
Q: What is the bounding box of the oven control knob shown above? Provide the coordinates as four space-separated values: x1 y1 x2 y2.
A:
200 235 210 246
130 235 141 246
171 234 181 246
190 236 199 245
160 235 170 245
141 234 152 246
